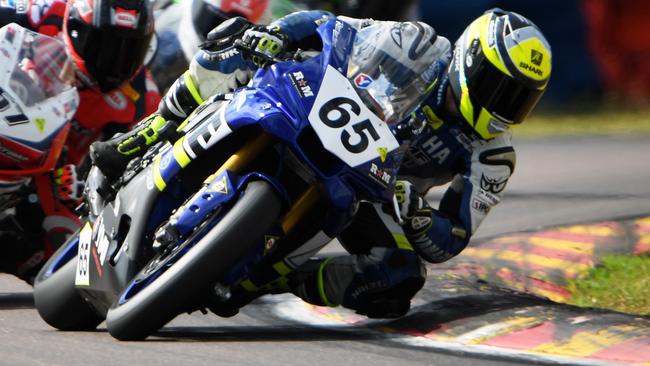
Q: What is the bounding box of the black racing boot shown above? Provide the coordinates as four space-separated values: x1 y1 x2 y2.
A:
90 115 178 180
289 248 426 318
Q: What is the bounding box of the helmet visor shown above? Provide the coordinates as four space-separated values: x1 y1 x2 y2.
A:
69 22 151 90
467 50 543 124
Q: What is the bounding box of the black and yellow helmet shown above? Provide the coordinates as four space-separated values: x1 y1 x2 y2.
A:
448 9 552 139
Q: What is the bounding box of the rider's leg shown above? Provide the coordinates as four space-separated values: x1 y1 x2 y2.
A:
90 115 180 179
289 202 426 318
90 70 204 179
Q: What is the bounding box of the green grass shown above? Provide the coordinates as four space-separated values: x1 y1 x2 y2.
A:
567 254 650 316
515 108 650 138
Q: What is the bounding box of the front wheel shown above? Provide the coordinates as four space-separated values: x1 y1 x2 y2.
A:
105 181 283 341
33 232 103 330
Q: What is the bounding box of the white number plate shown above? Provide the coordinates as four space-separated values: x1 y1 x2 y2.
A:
307 65 399 167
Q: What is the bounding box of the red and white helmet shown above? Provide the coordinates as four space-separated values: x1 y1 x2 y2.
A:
63 0 155 92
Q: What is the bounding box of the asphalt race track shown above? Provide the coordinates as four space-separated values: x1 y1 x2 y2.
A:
1 135 649 366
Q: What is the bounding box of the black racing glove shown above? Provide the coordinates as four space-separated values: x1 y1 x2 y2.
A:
240 25 287 67
384 180 427 225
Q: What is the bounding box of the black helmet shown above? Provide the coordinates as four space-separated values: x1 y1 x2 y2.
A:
448 9 552 139
63 0 154 92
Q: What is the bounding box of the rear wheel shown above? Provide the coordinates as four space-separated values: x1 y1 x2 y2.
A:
105 181 282 340
33 232 103 330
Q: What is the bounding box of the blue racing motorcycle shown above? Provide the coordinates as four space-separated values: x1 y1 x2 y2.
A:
33 18 438 340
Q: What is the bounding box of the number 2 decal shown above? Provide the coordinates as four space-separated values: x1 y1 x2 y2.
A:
308 65 399 167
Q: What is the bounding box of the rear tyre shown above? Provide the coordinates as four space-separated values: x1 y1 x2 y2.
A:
33 234 103 330
106 181 282 340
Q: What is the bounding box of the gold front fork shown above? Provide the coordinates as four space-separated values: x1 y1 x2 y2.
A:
204 131 322 235
280 184 320 234
204 132 273 184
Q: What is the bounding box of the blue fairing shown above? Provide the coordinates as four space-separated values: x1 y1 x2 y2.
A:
111 20 406 305
222 19 403 231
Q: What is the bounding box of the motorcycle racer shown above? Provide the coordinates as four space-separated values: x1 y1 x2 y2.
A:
91 9 552 317
0 0 160 284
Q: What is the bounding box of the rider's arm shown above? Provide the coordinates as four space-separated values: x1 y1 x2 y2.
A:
156 10 335 123
269 10 334 50
404 134 516 263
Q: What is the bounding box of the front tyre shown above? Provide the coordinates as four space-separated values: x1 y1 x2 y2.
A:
33 233 103 330
106 181 282 341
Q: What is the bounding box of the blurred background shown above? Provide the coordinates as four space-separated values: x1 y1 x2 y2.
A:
296 0 650 111
154 0 650 115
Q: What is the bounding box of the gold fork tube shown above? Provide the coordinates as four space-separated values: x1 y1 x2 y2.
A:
203 132 273 184
280 184 321 234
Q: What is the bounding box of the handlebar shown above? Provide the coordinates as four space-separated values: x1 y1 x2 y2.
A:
232 39 305 66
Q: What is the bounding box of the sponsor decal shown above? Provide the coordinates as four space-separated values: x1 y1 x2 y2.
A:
531 49 543 66
369 162 391 186
519 61 543 77
477 188 499 206
353 73 373 89
63 99 77 114
410 215 432 231
420 134 450 164
34 118 45 133
93 216 110 269
204 47 239 62
377 146 388 162
288 71 314 98
480 173 508 194
207 176 228 194
159 151 172 170
75 223 92 286
104 90 128 110
91 244 102 277
264 235 279 255
471 198 490 214
332 20 343 44
113 7 138 29
390 24 403 48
